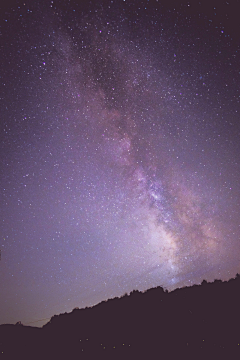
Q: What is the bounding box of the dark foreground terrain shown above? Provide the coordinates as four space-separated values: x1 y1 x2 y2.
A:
1 276 240 360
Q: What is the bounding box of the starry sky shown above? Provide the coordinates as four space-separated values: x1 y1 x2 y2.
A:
1 0 240 327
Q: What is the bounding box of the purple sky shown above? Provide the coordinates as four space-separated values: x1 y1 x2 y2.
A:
1 0 240 327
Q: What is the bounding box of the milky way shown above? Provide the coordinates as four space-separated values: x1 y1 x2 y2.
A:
1 0 240 326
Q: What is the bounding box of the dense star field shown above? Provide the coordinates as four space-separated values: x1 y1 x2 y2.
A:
1 0 240 326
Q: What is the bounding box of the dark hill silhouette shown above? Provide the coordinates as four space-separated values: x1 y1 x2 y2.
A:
1 275 240 360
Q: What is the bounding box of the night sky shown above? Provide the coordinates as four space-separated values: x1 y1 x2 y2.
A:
1 0 240 327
